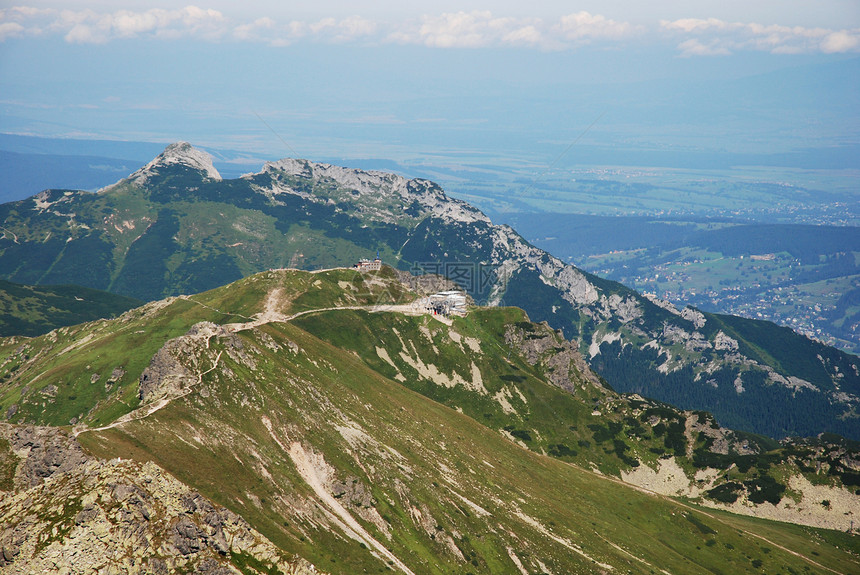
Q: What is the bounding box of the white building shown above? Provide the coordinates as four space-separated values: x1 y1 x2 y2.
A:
426 291 468 316
355 256 382 271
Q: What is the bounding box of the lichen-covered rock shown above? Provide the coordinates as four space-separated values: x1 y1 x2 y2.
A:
0 424 324 575
504 322 604 392
2 425 89 490
139 322 241 403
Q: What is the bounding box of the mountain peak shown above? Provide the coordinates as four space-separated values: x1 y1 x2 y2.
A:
256 157 493 226
128 141 221 186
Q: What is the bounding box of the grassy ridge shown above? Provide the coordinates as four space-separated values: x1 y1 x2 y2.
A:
3 268 858 572
79 317 860 574
0 267 415 428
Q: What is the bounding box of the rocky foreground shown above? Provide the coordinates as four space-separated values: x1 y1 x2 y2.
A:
0 425 321 575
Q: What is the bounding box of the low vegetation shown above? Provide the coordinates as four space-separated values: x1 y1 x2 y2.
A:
2 268 857 573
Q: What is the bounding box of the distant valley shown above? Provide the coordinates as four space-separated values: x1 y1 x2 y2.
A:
507 214 860 355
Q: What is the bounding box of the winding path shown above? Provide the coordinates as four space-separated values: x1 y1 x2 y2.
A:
74 290 429 437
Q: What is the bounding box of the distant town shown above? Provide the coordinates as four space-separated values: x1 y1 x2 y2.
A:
585 250 857 353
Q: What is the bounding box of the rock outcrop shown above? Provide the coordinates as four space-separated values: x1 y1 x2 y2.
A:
2 425 89 490
504 322 604 392
0 425 322 575
139 322 241 403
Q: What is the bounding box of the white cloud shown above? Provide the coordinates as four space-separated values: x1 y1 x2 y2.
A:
502 25 543 47
1 5 857 56
0 5 54 39
558 11 637 41
0 21 24 40
0 5 227 44
662 18 734 34
661 17 860 55
388 10 634 49
4 6 54 19
677 38 731 57
232 15 376 46
309 15 376 42
821 30 860 53
413 11 508 48
233 16 275 42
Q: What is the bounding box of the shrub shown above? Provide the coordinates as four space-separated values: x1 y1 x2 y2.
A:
705 482 743 504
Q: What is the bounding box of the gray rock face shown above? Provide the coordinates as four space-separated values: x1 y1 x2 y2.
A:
0 424 324 575
139 322 240 403
2 425 90 490
172 516 203 556
504 322 604 393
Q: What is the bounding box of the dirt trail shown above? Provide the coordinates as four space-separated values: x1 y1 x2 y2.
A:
288 441 416 575
78 289 430 437
223 288 290 332
74 350 223 438
226 289 431 330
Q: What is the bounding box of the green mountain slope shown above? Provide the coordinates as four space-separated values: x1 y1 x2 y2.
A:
1 269 857 573
0 280 141 337
1 142 858 440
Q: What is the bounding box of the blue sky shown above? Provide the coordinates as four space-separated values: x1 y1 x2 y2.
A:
1 2 858 167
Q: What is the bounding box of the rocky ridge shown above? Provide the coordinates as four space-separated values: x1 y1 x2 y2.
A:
255 158 490 226
250 156 637 321
0 425 321 575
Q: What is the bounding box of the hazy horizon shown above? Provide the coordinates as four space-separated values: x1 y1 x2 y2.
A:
1 2 858 175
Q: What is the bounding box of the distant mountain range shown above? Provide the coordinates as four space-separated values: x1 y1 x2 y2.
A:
0 142 857 440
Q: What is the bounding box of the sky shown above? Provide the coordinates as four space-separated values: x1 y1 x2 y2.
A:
1 1 858 168
3 1 858 51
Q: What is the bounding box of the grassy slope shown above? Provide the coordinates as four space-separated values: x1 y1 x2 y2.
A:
289 300 860 516
80 319 859 574
0 267 410 428
2 268 857 572
292 306 637 475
